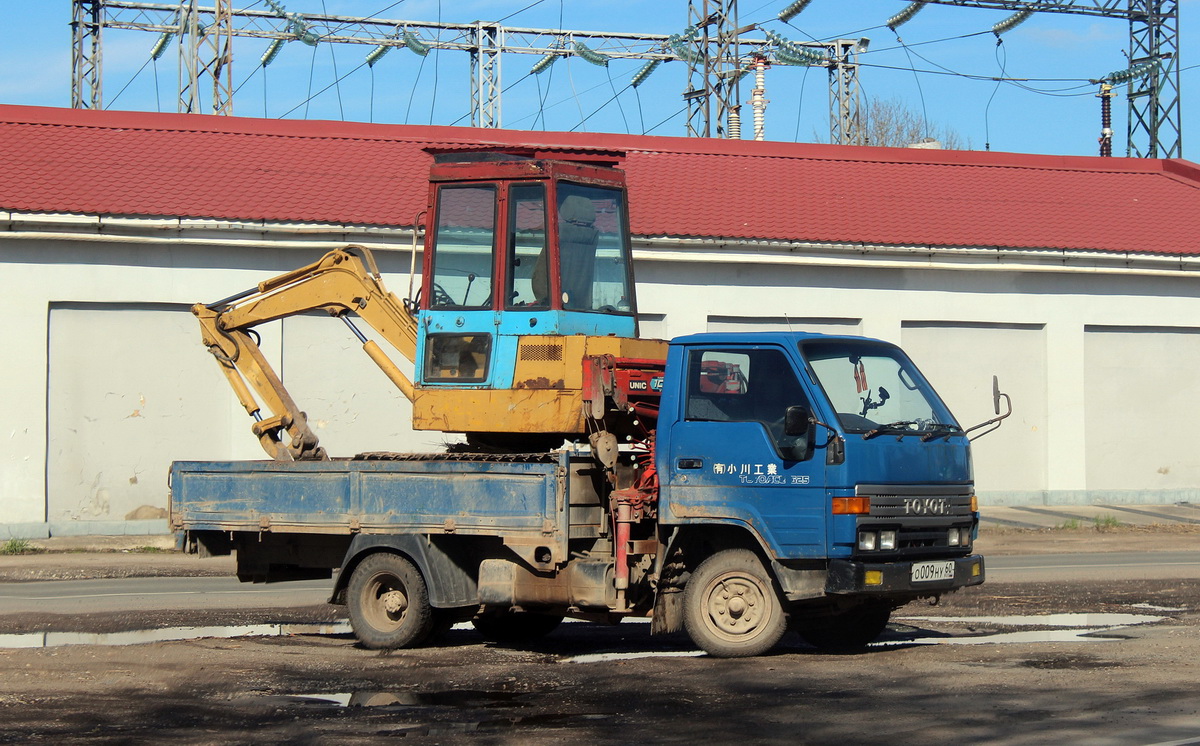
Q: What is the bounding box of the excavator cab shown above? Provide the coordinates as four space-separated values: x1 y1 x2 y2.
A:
410 152 664 444
418 152 636 386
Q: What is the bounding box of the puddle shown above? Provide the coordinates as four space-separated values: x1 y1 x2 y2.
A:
884 627 1133 646
562 650 705 665
0 622 351 649
1131 603 1188 612
899 613 1165 628
269 691 613 734
884 612 1165 647
290 689 523 708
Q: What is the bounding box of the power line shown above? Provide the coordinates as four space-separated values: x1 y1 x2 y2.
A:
280 58 370 119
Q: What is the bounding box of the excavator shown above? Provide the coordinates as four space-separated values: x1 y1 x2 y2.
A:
194 150 667 462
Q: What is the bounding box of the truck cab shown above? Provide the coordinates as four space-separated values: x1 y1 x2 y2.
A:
653 332 982 654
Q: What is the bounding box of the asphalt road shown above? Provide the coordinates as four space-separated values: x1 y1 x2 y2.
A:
988 551 1200 582
4 551 1200 618
0 575 333 616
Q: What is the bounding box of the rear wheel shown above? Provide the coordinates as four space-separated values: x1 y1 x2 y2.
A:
683 549 787 658
472 610 564 642
347 553 434 649
795 603 892 652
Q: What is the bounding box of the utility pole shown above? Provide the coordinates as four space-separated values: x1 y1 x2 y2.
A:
683 0 742 139
178 0 233 114
70 1 102 109
828 39 866 146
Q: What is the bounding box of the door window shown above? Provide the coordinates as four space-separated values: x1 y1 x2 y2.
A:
685 348 811 459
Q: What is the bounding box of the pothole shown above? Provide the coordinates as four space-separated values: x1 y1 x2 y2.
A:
1019 654 1124 670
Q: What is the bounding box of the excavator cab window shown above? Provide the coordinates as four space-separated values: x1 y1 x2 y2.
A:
506 183 549 309
555 182 632 314
428 184 496 309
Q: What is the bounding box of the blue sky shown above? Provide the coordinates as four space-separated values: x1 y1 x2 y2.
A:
1 1 1195 157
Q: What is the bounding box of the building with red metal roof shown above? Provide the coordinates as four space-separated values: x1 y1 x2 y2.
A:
3 103 1199 255
3 103 1200 539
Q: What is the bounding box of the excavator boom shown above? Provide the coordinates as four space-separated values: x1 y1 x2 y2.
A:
194 246 418 460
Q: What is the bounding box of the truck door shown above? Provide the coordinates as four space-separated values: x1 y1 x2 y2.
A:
664 346 827 559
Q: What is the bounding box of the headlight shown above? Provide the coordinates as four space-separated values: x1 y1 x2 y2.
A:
879 530 897 550
858 531 877 551
948 528 960 546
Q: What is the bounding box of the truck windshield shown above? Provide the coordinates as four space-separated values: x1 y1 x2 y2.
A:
801 340 958 435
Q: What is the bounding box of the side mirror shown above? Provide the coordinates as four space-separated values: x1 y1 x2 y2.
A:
783 405 816 462
784 405 811 436
964 375 1013 441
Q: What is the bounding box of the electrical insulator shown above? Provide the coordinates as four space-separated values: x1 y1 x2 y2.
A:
402 29 429 57
631 59 662 87
886 2 927 31
366 44 391 67
766 29 825 66
992 9 1034 37
573 41 609 67
531 53 559 74
150 31 173 60
778 0 814 23
261 39 285 66
669 33 702 64
1105 60 1156 84
291 16 319 46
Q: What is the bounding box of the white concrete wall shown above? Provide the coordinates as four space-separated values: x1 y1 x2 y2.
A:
6 229 1200 537
0 233 422 538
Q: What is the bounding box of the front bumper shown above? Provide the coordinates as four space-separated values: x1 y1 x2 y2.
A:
825 554 985 595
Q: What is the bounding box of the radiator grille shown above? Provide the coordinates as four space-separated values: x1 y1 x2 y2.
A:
520 343 564 362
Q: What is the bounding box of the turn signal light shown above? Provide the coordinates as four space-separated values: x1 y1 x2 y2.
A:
971 495 978 512
864 570 884 586
833 497 870 515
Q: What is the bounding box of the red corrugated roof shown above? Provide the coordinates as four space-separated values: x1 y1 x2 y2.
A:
3 104 1199 255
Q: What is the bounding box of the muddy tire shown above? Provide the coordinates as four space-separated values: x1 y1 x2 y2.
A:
472 610 564 642
796 603 892 652
347 553 434 649
683 549 787 658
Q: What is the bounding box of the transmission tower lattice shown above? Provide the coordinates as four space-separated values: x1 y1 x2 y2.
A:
914 0 1180 159
68 1 859 142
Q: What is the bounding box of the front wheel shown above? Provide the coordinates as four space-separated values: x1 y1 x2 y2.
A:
683 549 787 658
347 552 434 649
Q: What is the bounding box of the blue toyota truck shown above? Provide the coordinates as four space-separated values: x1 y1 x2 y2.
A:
172 330 998 657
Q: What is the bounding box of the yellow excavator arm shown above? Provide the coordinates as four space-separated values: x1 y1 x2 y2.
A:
194 246 418 461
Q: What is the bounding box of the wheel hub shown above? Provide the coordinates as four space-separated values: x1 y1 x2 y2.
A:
708 576 764 634
381 589 408 615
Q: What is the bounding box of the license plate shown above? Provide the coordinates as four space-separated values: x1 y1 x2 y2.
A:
911 560 955 583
